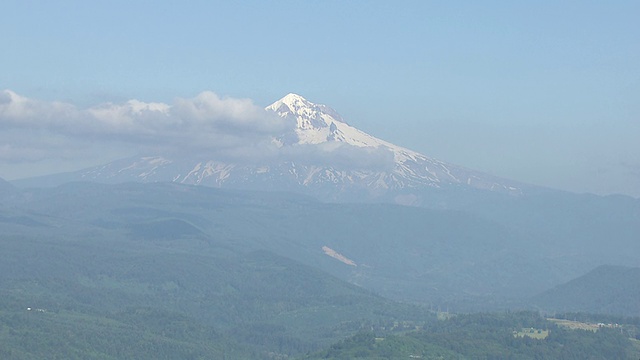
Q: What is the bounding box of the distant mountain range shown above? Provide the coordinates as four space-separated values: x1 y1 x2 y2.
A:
2 179 639 313
14 94 524 203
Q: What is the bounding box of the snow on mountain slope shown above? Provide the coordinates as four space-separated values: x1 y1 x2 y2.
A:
53 93 522 201
268 94 419 153
266 94 522 194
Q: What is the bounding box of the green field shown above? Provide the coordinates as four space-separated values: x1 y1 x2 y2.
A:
548 318 599 331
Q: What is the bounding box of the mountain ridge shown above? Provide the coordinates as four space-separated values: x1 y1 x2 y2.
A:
530 265 640 316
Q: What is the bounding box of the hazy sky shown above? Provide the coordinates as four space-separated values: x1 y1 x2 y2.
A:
1 1 638 197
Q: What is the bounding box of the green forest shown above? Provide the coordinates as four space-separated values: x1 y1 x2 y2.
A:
1 182 640 358
3 303 640 359
305 312 640 360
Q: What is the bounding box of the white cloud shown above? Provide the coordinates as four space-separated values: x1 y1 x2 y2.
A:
0 90 79 129
0 90 292 164
0 90 397 180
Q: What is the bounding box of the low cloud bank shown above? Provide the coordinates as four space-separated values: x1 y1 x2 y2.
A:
0 90 395 174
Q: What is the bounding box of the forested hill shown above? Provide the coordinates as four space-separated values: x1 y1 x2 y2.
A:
530 265 640 316
1 196 435 359
0 177 18 198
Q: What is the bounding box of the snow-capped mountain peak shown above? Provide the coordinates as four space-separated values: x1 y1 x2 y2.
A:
267 93 347 130
267 94 420 154
274 93 313 111
263 94 521 196
51 93 524 203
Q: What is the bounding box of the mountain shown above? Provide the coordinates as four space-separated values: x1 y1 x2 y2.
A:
4 181 639 312
0 238 430 359
1 183 441 358
7 94 640 311
0 181 544 306
14 94 523 202
530 265 640 317
4 180 638 358
0 177 18 199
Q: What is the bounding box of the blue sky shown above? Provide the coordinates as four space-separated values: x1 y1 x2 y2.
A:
1 1 639 196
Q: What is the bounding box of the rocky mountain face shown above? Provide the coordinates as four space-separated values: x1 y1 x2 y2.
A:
20 94 524 202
